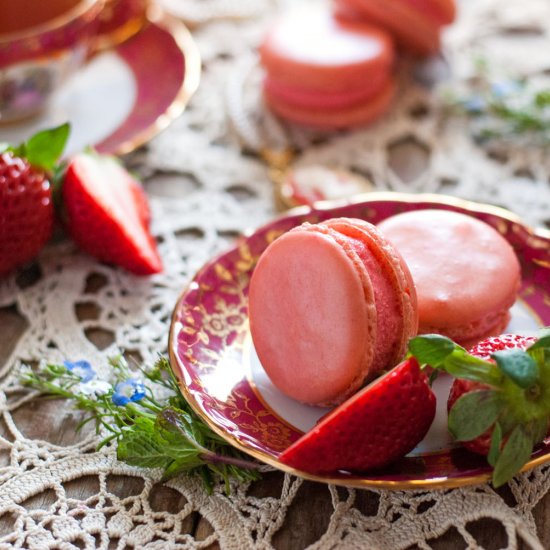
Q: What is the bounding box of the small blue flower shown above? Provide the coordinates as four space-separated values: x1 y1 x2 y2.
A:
64 360 96 383
112 378 146 406
463 95 486 114
491 80 521 99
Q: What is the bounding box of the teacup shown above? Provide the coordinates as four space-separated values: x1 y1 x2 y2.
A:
94 0 149 51
0 0 104 123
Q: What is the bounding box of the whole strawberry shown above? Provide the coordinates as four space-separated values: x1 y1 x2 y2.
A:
447 334 537 455
0 124 69 276
62 152 162 275
409 330 550 487
279 357 436 474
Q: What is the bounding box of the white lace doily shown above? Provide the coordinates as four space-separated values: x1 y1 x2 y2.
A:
1 0 550 548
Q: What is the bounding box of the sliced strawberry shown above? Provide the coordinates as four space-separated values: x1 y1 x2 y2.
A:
409 331 550 487
279 358 435 474
63 153 162 275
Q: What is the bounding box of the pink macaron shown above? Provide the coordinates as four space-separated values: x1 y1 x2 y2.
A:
333 0 456 57
259 6 396 130
249 217 418 406
378 209 521 348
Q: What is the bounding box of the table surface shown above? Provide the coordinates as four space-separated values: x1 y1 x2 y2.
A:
1 243 549 550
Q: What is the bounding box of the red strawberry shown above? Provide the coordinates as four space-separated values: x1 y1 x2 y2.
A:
409 331 550 486
447 334 536 455
0 124 69 276
63 152 162 275
279 358 435 474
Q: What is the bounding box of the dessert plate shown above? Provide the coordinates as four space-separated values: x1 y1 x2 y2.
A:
169 193 550 489
0 11 200 156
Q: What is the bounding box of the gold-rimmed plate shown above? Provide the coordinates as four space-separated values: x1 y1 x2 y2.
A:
169 193 550 489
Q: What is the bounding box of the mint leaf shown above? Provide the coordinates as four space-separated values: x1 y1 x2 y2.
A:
492 350 539 389
117 428 172 469
488 422 502 467
408 334 457 366
21 123 70 171
448 390 503 441
492 425 533 487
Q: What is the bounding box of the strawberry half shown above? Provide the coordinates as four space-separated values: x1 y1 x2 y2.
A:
279 358 436 474
0 124 69 276
409 330 550 487
63 152 162 275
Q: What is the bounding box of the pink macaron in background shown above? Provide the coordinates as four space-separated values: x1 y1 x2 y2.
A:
259 5 396 130
378 209 521 349
333 0 456 57
248 217 417 406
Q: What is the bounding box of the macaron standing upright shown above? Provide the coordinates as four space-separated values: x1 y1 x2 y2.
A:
259 6 396 129
378 209 521 348
249 217 418 406
333 0 456 56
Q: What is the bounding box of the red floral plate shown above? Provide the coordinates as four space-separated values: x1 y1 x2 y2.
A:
169 193 550 489
0 10 200 156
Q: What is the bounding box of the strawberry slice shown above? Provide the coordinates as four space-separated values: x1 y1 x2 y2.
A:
409 330 550 487
63 152 162 275
279 358 436 474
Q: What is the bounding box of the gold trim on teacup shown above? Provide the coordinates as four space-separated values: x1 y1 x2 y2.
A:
112 6 201 155
0 0 104 44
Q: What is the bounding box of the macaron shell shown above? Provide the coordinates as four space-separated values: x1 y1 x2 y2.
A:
378 209 521 346
263 69 389 111
260 7 394 92
324 218 418 370
249 227 377 406
264 78 396 130
337 0 441 56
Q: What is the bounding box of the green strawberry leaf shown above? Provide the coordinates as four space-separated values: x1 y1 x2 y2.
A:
492 350 539 389
488 421 502 467
15 123 70 171
448 390 503 441
0 142 8 153
444 352 502 386
408 334 457 366
527 333 550 352
527 417 549 446
492 425 533 487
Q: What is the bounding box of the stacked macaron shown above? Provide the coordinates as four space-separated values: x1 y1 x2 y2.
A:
259 7 396 130
333 0 456 57
249 217 417 406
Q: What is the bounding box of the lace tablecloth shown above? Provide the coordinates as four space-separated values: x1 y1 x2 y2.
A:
1 0 550 548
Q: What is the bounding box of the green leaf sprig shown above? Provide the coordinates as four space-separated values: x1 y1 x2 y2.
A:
445 63 550 146
19 356 261 494
409 330 550 487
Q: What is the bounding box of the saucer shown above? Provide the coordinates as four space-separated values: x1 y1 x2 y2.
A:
0 12 200 156
169 192 550 489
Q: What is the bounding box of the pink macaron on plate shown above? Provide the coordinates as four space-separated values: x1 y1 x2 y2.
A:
168 193 550 489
